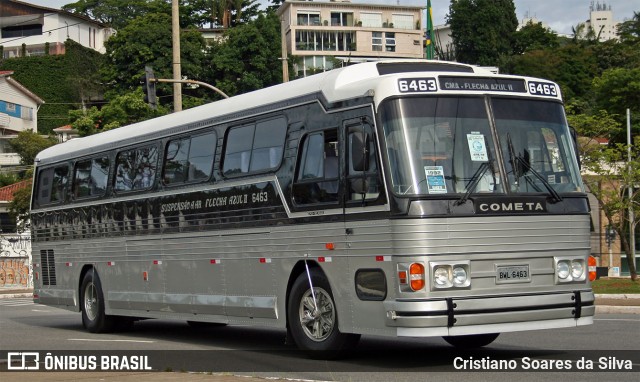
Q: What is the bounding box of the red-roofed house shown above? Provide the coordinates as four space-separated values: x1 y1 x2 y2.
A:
1 0 114 58
0 179 30 233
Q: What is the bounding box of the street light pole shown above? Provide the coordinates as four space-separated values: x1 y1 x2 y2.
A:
628 108 636 273
172 0 182 112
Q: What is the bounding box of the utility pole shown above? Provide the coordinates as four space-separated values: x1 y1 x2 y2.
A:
281 16 289 83
172 0 182 112
628 108 636 275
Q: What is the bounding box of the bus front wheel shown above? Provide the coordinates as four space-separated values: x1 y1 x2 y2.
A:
81 270 115 333
287 270 359 358
443 333 499 348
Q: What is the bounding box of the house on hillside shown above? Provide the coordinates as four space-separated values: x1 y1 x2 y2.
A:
0 0 114 58
0 70 44 166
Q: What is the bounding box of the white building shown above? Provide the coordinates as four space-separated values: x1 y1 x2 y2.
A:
584 1 620 41
0 70 44 166
278 0 424 77
0 0 114 58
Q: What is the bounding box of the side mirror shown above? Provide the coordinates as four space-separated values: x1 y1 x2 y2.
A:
350 130 370 172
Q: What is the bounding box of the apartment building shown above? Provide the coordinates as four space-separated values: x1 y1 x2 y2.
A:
584 1 620 41
0 0 114 58
277 0 424 77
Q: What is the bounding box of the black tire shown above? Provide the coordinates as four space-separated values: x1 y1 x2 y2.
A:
80 270 116 333
287 270 360 359
443 333 500 348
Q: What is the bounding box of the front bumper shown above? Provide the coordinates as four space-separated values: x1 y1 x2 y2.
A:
384 290 595 337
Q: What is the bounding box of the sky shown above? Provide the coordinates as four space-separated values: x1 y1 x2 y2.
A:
23 0 639 35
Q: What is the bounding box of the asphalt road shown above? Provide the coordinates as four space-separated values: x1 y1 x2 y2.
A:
0 297 638 382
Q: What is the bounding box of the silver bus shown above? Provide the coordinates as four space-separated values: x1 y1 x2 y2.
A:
32 60 594 356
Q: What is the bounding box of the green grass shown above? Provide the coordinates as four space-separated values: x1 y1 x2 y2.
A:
592 278 640 294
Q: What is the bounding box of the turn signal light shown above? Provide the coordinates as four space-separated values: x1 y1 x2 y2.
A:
588 255 597 282
409 263 425 291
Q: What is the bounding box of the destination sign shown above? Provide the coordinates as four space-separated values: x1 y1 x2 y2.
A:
439 77 526 93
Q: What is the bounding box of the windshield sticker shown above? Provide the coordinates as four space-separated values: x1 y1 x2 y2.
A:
467 134 489 162
424 166 447 194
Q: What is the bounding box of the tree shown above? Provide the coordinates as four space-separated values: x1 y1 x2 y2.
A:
8 130 57 166
592 67 640 143
62 0 171 30
69 89 168 137
446 0 518 66
206 12 283 97
512 21 559 55
101 12 207 104
581 141 640 281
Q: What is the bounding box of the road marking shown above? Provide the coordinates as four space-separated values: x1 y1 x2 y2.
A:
68 339 155 343
594 318 640 322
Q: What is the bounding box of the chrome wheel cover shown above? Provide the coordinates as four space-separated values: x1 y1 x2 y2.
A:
298 287 336 342
83 282 98 321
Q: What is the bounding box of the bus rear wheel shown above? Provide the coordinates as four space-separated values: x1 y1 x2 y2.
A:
443 333 499 348
81 270 115 333
287 270 360 359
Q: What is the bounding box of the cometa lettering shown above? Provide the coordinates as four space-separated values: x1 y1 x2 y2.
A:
479 202 544 212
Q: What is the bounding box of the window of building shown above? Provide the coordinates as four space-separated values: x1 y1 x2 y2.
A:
331 12 354 27
1 24 43 39
385 32 396 52
222 117 287 176
73 157 110 198
115 146 158 192
372 32 383 51
163 131 216 185
296 31 355 52
297 12 321 26
392 14 414 30
360 12 382 28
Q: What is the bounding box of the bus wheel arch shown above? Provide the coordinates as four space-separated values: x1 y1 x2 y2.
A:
285 261 360 358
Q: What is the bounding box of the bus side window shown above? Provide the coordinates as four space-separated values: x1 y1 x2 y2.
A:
115 146 158 192
293 129 339 205
73 157 109 198
163 131 216 185
49 165 69 204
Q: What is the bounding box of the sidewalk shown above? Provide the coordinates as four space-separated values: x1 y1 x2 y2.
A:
2 288 639 313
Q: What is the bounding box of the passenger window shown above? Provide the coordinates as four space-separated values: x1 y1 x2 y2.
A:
73 157 109 198
293 129 339 205
36 165 69 206
50 166 69 203
223 117 287 176
115 146 158 192
164 131 216 185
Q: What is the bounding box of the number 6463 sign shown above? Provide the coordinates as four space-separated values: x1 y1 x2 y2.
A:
398 78 437 93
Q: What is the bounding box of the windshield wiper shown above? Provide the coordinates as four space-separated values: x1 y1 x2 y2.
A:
456 162 489 205
513 155 563 203
505 133 562 203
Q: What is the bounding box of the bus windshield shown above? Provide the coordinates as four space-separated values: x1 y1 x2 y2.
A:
380 96 583 196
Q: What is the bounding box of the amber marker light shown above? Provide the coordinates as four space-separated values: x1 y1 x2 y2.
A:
409 263 425 291
588 256 597 282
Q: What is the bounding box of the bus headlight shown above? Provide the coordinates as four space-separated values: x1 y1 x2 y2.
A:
433 267 451 288
557 261 570 280
571 261 584 279
430 261 470 290
452 266 469 287
555 257 586 283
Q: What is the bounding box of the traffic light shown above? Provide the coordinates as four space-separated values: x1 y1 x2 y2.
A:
142 66 157 109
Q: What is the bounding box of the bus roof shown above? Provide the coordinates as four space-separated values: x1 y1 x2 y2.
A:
34 60 525 164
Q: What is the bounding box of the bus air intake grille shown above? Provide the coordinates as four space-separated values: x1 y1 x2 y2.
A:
40 249 56 286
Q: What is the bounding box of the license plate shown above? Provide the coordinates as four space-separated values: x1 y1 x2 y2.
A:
496 265 530 284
